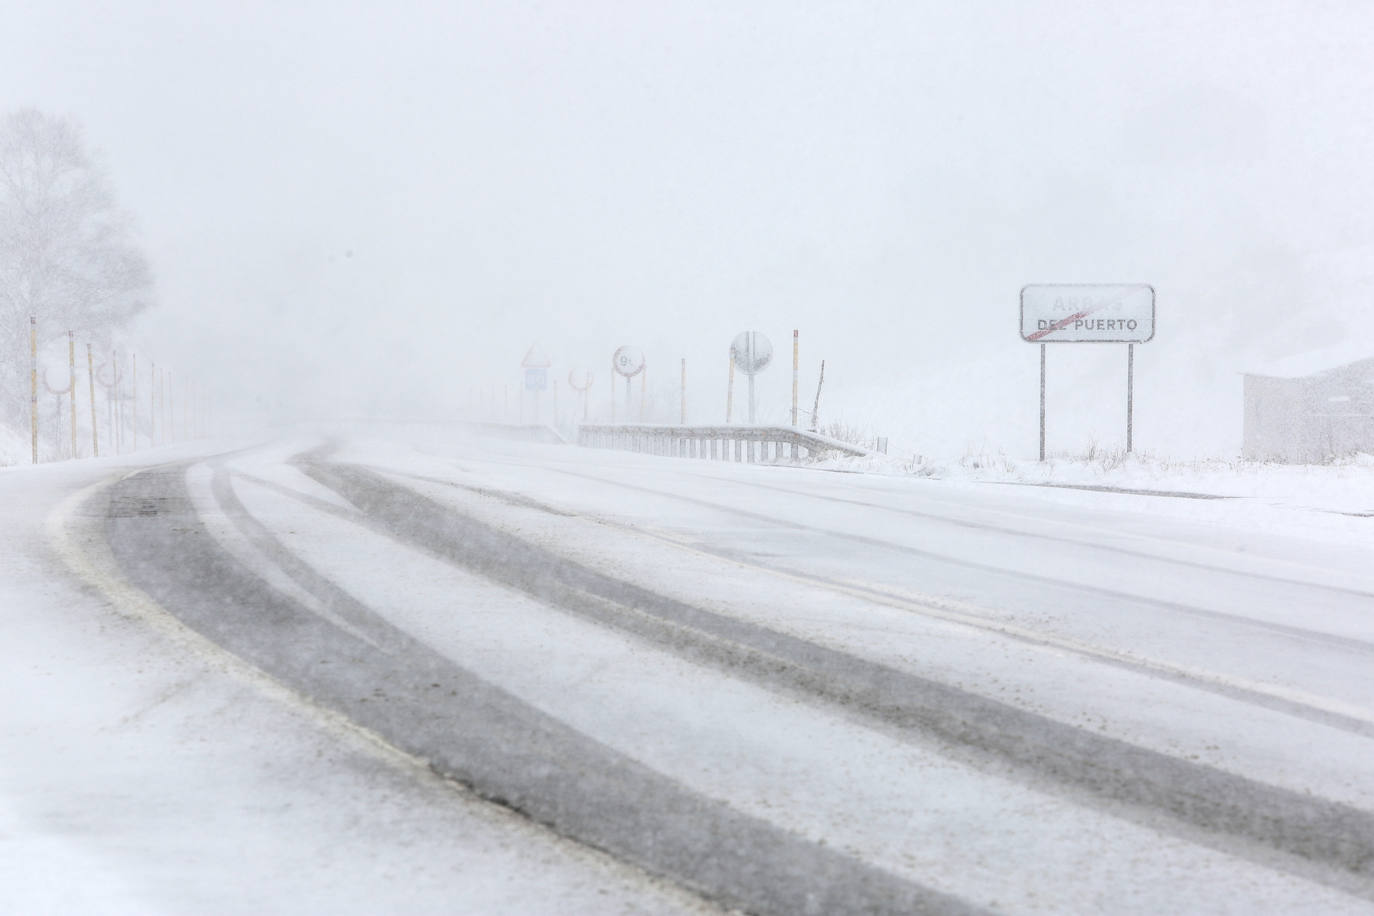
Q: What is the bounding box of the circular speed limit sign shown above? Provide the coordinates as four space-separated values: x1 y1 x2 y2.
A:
612 345 645 378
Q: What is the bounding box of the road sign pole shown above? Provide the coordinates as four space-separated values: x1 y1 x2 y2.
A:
1126 343 1135 453
68 332 77 458
726 353 734 423
1039 343 1047 462
87 343 98 458
791 329 799 427
680 357 686 424
30 317 38 464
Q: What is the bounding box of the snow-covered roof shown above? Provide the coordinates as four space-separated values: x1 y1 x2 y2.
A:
1244 342 1374 379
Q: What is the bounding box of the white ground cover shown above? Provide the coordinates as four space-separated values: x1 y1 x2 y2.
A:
334 443 1374 815
823 447 1374 522
5 423 1373 913
223 448 1368 913
0 443 714 915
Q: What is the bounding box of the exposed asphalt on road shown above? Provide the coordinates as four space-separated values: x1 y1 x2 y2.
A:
97 442 1374 913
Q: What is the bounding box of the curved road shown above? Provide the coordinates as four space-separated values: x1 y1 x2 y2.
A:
69 431 1374 913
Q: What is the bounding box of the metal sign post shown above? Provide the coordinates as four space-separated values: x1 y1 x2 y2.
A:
1127 343 1135 453
98 355 123 454
521 344 552 424
1021 284 1155 458
611 345 645 421
725 352 734 423
1039 344 1046 461
29 317 38 464
87 343 98 458
568 369 594 421
42 366 72 458
67 332 77 457
730 331 773 424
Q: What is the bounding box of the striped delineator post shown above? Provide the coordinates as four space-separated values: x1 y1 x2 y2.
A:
29 317 38 464
68 332 77 457
87 343 98 458
791 329 799 427
132 354 138 451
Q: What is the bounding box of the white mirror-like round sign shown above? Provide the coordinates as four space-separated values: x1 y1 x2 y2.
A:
730 331 773 375
612 345 645 378
567 368 594 391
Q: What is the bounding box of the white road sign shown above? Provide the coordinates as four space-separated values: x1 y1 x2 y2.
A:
612 345 645 377
730 331 773 375
1021 284 1155 343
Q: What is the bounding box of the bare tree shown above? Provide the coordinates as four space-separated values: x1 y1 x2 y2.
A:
0 108 152 422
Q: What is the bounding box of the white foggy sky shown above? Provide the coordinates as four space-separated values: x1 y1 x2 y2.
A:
4 1 1372 454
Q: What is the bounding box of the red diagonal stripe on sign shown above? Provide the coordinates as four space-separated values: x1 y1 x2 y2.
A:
1027 303 1109 341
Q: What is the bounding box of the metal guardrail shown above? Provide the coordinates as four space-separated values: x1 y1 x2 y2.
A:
576 424 869 463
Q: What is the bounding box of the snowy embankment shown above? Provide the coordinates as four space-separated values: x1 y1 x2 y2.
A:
816 448 1374 519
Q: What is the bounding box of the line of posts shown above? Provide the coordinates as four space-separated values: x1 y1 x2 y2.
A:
23 316 210 464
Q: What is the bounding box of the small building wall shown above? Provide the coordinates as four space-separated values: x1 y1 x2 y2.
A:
1243 357 1374 463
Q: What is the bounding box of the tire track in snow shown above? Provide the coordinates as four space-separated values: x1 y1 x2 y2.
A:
536 463 1374 657
301 457 1374 896
376 466 1374 740
681 471 1374 603
103 461 975 916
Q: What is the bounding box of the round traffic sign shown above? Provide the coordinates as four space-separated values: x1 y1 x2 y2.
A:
730 331 773 375
568 368 594 391
612 346 645 378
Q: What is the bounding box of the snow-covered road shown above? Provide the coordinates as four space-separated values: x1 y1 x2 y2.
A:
7 427 1374 913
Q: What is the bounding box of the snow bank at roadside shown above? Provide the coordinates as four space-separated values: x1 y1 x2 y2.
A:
0 422 26 467
812 449 1374 514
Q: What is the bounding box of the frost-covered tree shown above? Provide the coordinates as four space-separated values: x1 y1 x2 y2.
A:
0 108 152 422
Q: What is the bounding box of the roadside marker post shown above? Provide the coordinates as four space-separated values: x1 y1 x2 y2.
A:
97 354 123 454
29 317 38 464
132 354 138 451
1020 284 1155 459
791 330 799 427
811 359 825 432
68 332 77 457
42 365 72 458
87 343 98 458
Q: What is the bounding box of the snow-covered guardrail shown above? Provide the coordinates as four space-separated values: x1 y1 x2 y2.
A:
576 424 868 463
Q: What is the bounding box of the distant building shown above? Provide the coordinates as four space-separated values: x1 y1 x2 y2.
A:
1243 348 1374 462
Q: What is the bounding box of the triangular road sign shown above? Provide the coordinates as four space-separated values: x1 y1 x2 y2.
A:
521 344 552 368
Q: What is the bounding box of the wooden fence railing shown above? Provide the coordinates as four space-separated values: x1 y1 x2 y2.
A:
576 424 868 463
